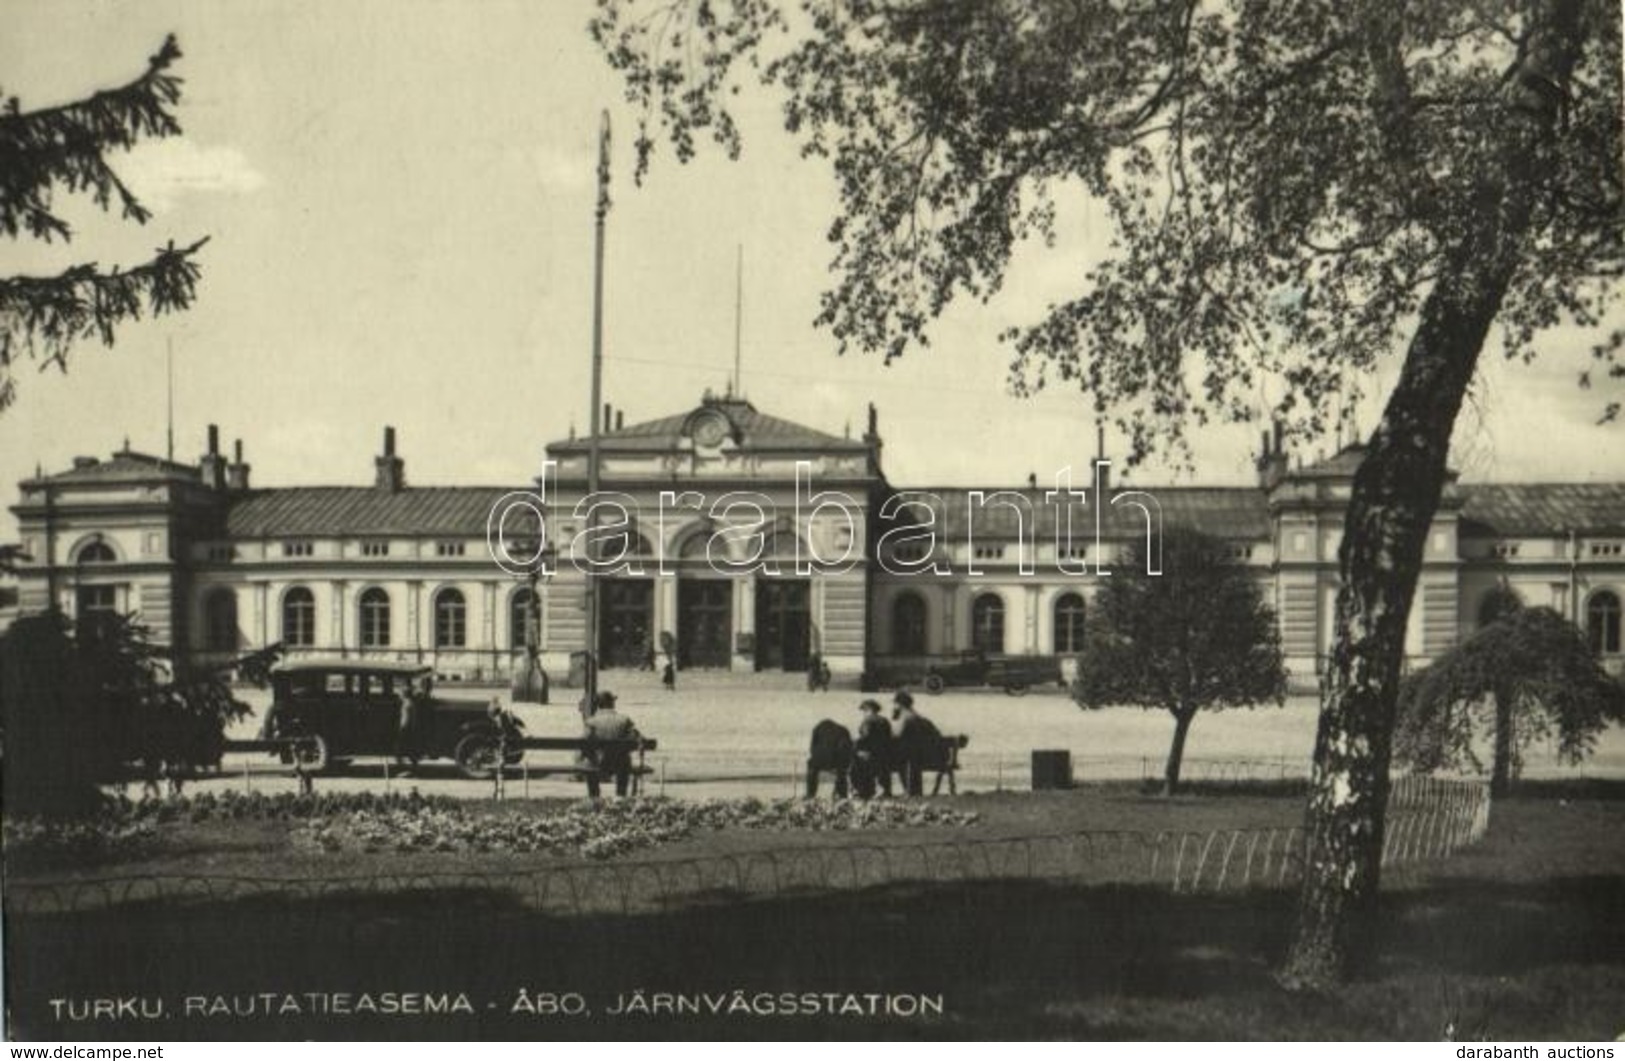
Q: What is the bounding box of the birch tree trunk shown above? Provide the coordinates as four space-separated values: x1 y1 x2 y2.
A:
1280 0 1585 988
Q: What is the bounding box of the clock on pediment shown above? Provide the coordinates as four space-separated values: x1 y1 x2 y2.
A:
690 409 731 450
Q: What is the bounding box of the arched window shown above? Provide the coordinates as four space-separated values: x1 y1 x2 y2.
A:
359 588 391 649
434 588 466 648
511 588 538 650
761 529 801 564
204 589 238 652
893 592 927 656
590 529 654 564
1054 592 1087 653
971 593 1005 654
1588 590 1621 655
282 587 315 647
1477 585 1523 629
678 528 715 563
77 541 115 564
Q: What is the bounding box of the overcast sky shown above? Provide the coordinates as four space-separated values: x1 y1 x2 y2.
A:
3 1 1621 536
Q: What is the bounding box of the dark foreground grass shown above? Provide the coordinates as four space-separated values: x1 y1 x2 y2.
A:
4 784 1622 1040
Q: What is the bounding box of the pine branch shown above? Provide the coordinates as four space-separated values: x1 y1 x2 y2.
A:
0 35 185 242
0 236 208 412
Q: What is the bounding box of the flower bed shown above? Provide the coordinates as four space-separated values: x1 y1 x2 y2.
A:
3 792 980 867
295 797 981 860
2 790 460 866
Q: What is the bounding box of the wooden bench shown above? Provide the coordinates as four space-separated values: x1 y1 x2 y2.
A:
223 736 660 794
840 734 970 798
221 737 325 794
918 734 970 796
511 737 659 795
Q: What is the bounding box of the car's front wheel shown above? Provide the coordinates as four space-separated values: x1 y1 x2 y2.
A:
1004 683 1029 697
453 731 502 780
290 733 329 774
924 673 946 695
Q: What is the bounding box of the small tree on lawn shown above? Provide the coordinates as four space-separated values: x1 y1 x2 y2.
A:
1394 605 1625 797
1072 526 1287 794
0 610 274 817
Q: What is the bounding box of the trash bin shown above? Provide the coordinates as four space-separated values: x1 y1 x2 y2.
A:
1031 750 1073 790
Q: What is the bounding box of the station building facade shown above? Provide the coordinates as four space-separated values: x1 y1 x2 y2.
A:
9 394 1625 685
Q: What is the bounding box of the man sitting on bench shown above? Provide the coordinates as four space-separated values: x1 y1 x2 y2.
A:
580 690 640 799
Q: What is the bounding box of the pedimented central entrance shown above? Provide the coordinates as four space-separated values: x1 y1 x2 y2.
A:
678 579 732 669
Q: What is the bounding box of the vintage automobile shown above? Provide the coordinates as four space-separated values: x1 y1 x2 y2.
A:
921 650 1063 696
261 660 524 779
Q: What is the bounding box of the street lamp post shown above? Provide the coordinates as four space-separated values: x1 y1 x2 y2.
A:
584 109 611 715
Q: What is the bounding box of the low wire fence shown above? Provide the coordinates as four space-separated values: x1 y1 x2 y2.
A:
5 776 1490 918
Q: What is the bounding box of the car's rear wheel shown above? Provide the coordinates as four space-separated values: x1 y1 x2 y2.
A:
1004 683 1029 697
924 673 946 695
454 732 501 780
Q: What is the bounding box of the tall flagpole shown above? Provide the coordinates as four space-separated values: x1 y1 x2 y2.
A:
733 244 743 397
166 337 175 462
585 110 611 714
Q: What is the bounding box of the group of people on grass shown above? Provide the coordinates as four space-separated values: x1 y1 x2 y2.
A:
806 690 954 799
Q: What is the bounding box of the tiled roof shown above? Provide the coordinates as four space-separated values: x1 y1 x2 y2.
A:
898 486 1271 540
30 449 201 485
1458 483 1625 537
547 398 869 454
225 487 537 538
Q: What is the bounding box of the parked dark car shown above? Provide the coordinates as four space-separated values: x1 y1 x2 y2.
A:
262 661 523 778
922 650 1063 696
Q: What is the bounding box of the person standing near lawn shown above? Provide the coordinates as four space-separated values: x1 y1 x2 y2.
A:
581 690 641 798
893 690 944 797
804 718 854 799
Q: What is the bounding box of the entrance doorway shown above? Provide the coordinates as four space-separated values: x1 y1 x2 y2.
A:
678 580 732 668
755 579 811 672
597 580 653 669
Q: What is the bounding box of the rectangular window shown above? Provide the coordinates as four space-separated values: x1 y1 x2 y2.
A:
361 541 390 558
207 543 236 562
435 541 466 557
1589 542 1623 558
436 602 466 648
1494 542 1520 559
76 584 117 618
282 541 314 558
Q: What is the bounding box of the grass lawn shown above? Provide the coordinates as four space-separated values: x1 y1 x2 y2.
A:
4 781 1622 1040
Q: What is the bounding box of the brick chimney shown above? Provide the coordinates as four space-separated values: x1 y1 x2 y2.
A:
1256 421 1289 491
374 426 405 492
199 424 227 490
226 438 251 491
